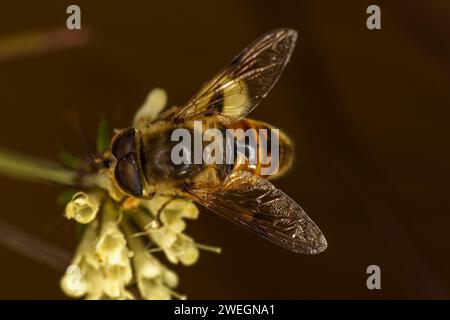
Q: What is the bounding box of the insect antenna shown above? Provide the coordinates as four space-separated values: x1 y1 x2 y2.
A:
63 110 103 174
64 110 96 154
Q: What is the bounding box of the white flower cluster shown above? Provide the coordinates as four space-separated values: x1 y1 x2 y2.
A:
61 200 134 299
61 193 203 299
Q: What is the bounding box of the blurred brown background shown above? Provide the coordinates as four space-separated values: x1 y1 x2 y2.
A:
0 0 449 299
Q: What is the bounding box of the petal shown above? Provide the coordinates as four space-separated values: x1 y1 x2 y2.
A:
132 88 167 128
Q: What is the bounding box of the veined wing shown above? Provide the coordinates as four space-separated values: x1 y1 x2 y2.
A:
168 28 298 124
187 170 327 254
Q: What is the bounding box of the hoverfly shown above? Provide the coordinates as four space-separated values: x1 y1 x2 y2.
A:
101 28 327 254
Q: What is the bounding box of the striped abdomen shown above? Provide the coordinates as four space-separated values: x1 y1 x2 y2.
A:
226 118 294 180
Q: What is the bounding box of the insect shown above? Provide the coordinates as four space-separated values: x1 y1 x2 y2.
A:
101 28 327 254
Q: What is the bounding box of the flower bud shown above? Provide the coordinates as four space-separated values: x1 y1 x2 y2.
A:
60 264 86 297
133 88 167 128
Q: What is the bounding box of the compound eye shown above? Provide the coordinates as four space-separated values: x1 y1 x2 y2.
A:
112 128 136 160
114 155 143 196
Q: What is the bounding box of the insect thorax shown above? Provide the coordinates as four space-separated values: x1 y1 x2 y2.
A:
140 125 203 184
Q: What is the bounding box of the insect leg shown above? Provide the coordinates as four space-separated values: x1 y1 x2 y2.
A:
153 196 182 228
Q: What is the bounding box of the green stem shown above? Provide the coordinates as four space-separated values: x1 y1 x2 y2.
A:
0 148 78 186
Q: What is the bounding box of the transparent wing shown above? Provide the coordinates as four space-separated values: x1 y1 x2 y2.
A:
187 170 327 254
169 28 297 124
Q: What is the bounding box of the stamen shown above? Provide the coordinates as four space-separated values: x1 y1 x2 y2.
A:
131 231 149 238
163 287 187 300
194 242 222 254
144 219 161 230
148 247 164 253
